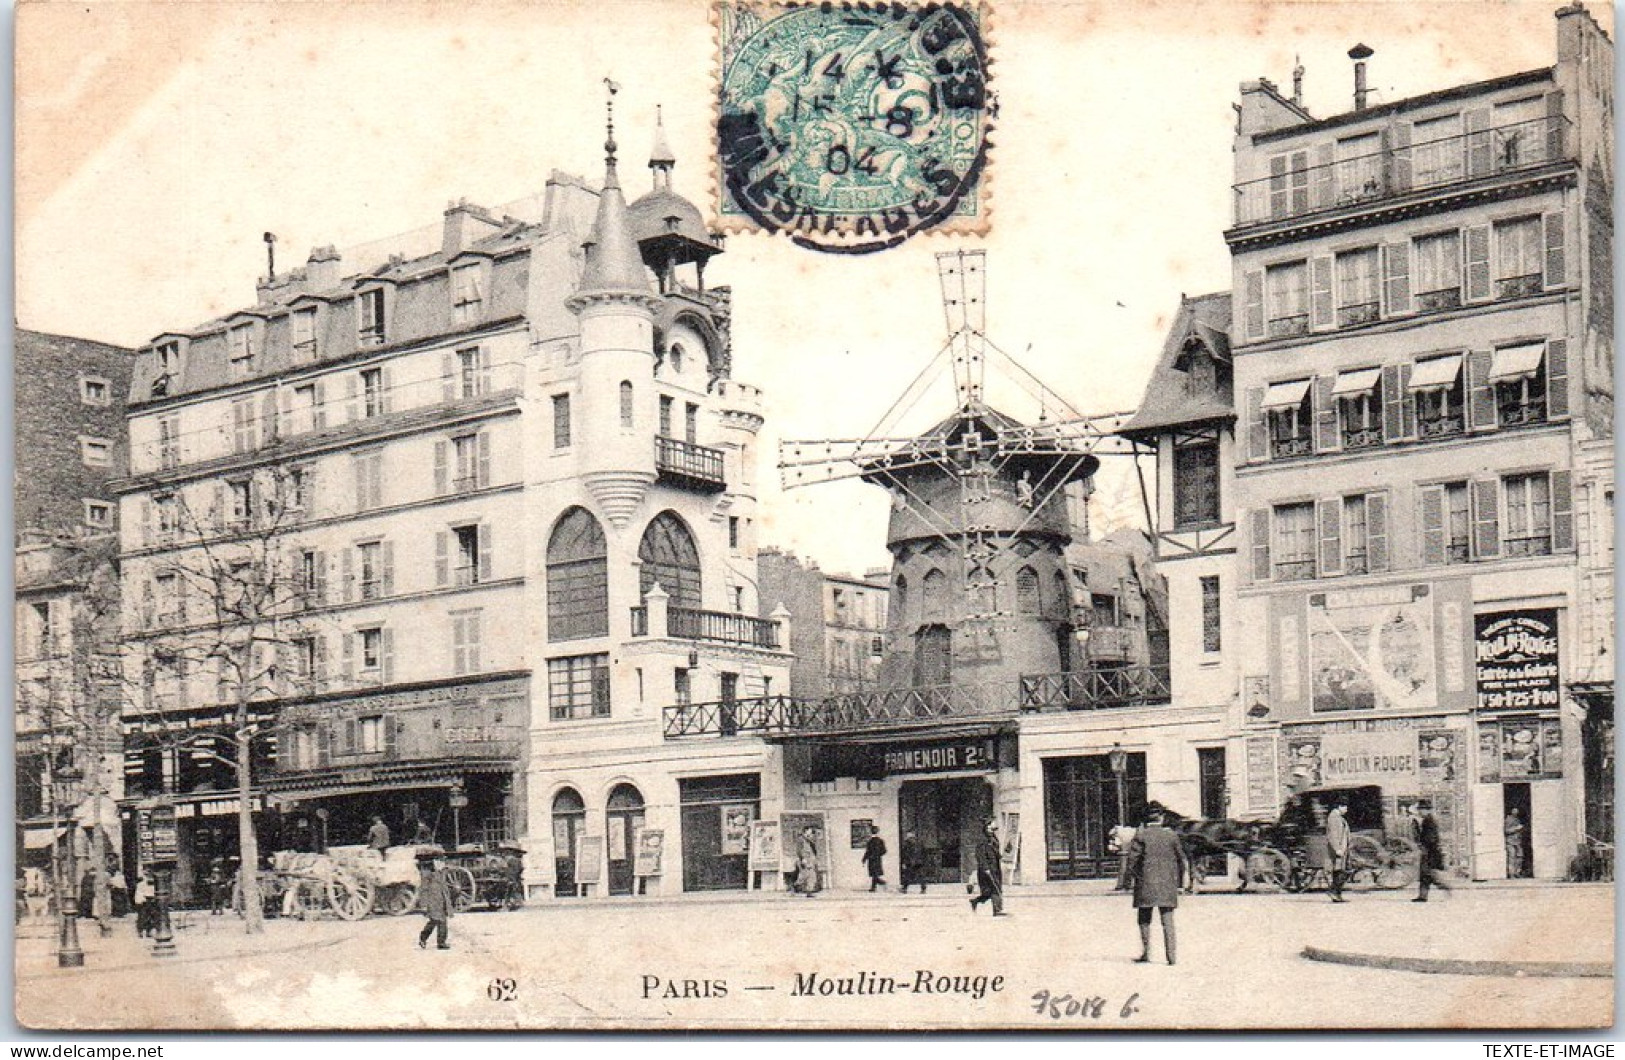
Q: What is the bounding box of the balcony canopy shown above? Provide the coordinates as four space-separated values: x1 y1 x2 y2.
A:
1330 367 1382 397
1490 343 1546 382
1261 378 1313 410
1409 354 1463 392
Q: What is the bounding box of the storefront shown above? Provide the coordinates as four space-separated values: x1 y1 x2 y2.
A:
678 773 760 891
1042 752 1146 881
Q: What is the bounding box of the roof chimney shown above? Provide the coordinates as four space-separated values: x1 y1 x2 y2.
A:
1349 43 1374 111
1292 56 1305 107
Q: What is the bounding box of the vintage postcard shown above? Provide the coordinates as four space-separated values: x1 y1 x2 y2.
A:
11 0 1616 1033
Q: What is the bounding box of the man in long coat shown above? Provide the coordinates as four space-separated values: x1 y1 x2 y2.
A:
1126 806 1192 964
1411 800 1451 902
417 858 454 949
968 820 1007 916
1325 800 1351 903
861 825 888 892
899 830 927 894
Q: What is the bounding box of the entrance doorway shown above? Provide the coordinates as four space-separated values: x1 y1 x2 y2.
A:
606 784 645 896
552 788 585 898
898 778 993 885
1502 782 1532 879
1042 752 1147 880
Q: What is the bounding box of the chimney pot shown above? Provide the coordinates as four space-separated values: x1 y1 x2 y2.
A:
1349 43 1374 111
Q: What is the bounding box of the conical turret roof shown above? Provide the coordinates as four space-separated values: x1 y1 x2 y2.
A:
577 133 653 298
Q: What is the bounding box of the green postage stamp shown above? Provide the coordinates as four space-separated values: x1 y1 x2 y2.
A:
715 1 994 253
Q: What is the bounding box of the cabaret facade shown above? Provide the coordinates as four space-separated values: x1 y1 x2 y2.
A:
114 113 791 901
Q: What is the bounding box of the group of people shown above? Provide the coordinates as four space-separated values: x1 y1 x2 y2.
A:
1321 798 1454 904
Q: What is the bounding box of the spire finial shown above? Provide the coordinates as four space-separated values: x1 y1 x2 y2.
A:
603 77 621 171
649 102 677 184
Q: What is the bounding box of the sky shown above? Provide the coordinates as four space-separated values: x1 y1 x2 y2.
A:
15 0 1601 575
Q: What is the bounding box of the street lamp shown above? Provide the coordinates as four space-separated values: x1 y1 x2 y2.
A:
1107 743 1128 828
53 761 85 968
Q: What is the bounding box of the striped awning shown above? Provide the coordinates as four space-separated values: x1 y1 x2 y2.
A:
1409 354 1463 392
1330 366 1383 397
1489 343 1546 382
1261 378 1313 410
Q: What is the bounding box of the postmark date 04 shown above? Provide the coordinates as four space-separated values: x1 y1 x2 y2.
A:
1032 990 1140 1020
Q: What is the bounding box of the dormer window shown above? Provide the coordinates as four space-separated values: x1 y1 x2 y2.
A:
153 340 181 395
451 263 484 326
291 307 318 361
229 325 256 377
1332 367 1382 450
1262 378 1313 458
1181 342 1216 395
357 288 387 346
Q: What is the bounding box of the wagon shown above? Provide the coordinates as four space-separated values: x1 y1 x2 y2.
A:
435 846 526 912
1242 785 1420 893
326 844 427 916
238 851 376 921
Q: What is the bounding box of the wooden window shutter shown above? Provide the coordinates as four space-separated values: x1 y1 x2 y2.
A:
1250 509 1272 583
340 548 354 603
1235 510 1252 586
380 628 396 684
433 440 449 496
1367 492 1390 573
345 374 360 422
442 353 457 402
477 431 492 488
1464 108 1492 177
317 724 332 767
1245 388 1268 464
313 549 328 604
1418 484 1447 566
341 631 355 683
381 540 395 596
1268 154 1289 218
1399 363 1417 438
384 715 398 759
314 635 328 683
478 523 493 583
1313 376 1340 452
451 614 466 675
277 387 293 437
1382 242 1411 316
1465 350 1497 431
469 612 482 672
1545 90 1567 161
1388 121 1412 192
344 718 357 755
1546 339 1570 420
1313 143 1335 208
479 347 493 394
1551 470 1575 552
380 366 395 414
313 379 328 431
1244 271 1265 341
1464 224 1492 302
1472 479 1502 559
435 531 450 587
261 390 279 444
142 500 155 546
1290 151 1310 214
1381 365 1404 442
1317 499 1342 577
1543 212 1567 289
1310 256 1334 330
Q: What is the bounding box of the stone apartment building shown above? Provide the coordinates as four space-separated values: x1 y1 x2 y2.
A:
757 549 889 699
1126 4 1613 880
113 114 792 901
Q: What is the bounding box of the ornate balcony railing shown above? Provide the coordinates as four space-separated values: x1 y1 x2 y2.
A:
1018 666 1172 712
655 435 726 492
1083 626 1136 662
1498 400 1548 428
1271 435 1313 459
631 605 781 649
662 694 799 738
1419 413 1465 438
1234 116 1570 228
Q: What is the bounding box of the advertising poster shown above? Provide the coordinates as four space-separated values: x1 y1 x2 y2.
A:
572 835 603 884
1417 730 1459 788
1245 736 1279 815
1308 584 1436 713
1475 609 1561 711
719 802 754 856
1318 730 1417 787
1478 723 1502 783
632 828 664 878
746 818 781 874
849 819 874 850
1283 736 1322 791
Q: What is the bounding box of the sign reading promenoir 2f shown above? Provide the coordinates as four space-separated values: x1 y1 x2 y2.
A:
1475 608 1560 711
881 737 997 776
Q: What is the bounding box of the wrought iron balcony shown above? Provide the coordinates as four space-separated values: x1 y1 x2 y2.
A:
1414 287 1463 313
1233 116 1570 228
1018 665 1172 712
1271 435 1313 459
1274 558 1318 582
1498 400 1548 428
1504 534 1554 558
1341 426 1383 450
655 435 726 492
630 605 781 649
1419 413 1465 438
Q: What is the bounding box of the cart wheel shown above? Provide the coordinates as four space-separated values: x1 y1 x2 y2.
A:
1377 836 1420 890
327 873 375 920
445 867 477 912
1246 848 1292 891
376 882 419 916
1345 835 1384 889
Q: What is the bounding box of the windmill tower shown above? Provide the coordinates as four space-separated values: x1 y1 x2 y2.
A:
780 251 1141 691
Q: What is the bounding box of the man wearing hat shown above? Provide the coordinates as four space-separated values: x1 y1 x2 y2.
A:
1409 799 1451 902
968 819 1007 917
1126 805 1192 965
417 855 455 950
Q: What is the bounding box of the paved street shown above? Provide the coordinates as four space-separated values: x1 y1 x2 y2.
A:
15 881 1613 1031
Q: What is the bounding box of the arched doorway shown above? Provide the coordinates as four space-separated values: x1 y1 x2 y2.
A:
639 511 701 610
551 788 586 898
606 784 646 896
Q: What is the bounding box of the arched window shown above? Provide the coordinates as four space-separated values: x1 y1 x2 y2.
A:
921 568 947 622
915 624 952 686
639 511 701 610
552 787 587 898
1016 566 1041 615
607 784 644 812
547 507 608 641
891 575 908 629
669 343 686 374
619 381 634 428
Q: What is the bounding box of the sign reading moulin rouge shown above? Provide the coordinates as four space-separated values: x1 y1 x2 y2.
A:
1476 609 1560 711
881 738 997 776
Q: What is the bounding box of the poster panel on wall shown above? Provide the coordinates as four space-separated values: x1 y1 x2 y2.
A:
1475 609 1561 711
573 835 604 884
719 802 754 856
633 828 664 877
779 812 831 875
1309 585 1436 713
747 819 781 873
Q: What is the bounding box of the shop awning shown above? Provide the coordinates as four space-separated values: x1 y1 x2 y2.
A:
23 827 64 850
1260 378 1313 410
1330 366 1383 397
1489 343 1546 382
1409 354 1463 392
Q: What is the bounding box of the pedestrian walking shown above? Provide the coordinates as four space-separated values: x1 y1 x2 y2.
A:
368 816 391 854
417 857 454 950
1126 806 1191 965
1325 800 1350 903
968 819 1007 916
899 830 927 894
794 826 822 896
133 872 156 937
861 825 887 892
205 858 228 915
1410 800 1451 902
1504 809 1527 879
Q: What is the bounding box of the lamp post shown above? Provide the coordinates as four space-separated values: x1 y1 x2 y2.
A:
1108 743 1128 828
53 762 85 968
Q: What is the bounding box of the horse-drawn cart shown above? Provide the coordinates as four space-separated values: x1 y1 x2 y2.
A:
437 846 526 912
236 845 427 920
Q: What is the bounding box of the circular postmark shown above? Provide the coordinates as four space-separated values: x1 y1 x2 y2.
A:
717 2 992 254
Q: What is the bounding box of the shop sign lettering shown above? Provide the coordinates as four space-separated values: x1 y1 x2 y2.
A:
1475 610 1561 711
881 738 996 776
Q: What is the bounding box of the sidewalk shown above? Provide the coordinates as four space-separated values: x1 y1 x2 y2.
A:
15 911 345 980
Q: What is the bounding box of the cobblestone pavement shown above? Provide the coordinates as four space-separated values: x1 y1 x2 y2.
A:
15 882 1613 1031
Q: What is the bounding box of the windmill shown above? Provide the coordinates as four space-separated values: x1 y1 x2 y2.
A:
778 250 1148 681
